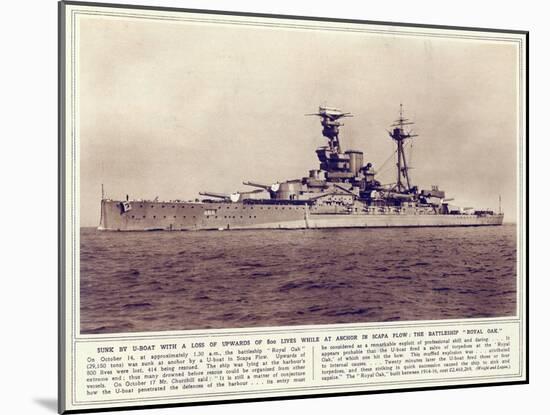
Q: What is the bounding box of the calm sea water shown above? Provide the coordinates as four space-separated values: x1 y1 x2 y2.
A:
80 225 517 334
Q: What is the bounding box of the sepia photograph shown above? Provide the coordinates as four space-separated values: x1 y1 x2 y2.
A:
54 1 531 413
76 5 521 335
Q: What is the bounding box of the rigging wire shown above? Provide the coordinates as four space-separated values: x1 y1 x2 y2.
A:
377 141 412 175
377 148 398 174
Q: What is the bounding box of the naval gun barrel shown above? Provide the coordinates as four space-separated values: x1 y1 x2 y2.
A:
243 181 271 190
243 181 280 192
200 191 259 203
199 191 231 200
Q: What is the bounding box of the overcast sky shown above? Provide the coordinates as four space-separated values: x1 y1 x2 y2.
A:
77 13 520 227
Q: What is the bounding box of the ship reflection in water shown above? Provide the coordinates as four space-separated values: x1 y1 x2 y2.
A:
80 225 516 334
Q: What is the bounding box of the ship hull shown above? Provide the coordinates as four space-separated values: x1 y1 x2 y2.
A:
98 200 504 231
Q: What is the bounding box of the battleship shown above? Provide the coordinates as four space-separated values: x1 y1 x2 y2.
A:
98 106 503 231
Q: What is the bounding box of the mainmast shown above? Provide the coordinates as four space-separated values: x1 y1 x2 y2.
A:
388 104 417 193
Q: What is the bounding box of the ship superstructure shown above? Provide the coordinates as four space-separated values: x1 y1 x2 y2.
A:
98 106 503 231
